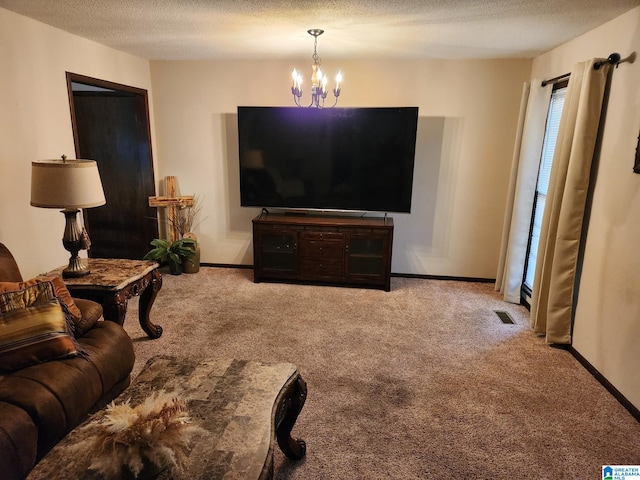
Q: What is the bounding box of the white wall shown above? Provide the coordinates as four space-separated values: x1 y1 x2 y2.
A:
0 8 155 279
0 6 531 281
150 58 532 277
532 7 640 409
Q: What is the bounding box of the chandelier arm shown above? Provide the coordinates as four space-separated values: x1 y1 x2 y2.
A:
292 94 314 108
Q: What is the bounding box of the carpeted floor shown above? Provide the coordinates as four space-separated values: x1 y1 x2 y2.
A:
123 267 640 479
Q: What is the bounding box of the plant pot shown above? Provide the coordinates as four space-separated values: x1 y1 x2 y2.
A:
182 232 200 274
183 244 200 274
168 259 182 275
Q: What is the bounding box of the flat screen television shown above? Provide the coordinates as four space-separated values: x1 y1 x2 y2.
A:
237 106 418 213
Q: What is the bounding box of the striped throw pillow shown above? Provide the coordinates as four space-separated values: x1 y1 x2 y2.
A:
0 276 83 335
0 283 82 372
0 280 56 313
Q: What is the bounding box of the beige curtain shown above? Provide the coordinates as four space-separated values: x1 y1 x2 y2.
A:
496 81 552 303
530 59 612 344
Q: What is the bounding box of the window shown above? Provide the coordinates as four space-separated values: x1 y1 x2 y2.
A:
522 83 567 306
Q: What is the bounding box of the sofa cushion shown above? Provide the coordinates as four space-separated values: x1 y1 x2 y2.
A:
71 298 102 336
0 401 38 480
0 320 135 459
77 321 135 396
0 282 83 373
0 355 103 457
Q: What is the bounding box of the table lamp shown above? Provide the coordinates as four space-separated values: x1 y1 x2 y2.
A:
30 155 106 278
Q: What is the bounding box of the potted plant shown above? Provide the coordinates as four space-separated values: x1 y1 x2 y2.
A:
169 196 204 274
143 238 196 275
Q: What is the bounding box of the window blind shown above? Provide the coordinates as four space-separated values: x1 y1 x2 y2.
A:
523 87 567 290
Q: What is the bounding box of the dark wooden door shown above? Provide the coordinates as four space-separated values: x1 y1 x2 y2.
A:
67 73 158 259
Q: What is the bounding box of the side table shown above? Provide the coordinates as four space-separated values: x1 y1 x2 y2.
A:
48 258 163 339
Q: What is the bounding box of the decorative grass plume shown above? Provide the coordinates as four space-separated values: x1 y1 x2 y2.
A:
85 391 205 478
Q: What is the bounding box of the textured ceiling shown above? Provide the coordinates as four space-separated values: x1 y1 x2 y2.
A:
1 0 639 60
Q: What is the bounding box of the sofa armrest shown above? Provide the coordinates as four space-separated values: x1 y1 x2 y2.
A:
72 298 103 337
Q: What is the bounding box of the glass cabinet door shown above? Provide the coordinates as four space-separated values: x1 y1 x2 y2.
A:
259 231 297 272
346 234 387 277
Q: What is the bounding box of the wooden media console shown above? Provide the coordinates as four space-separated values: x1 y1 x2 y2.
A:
252 213 394 291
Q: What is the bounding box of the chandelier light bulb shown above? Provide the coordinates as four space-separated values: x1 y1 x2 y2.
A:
291 69 303 98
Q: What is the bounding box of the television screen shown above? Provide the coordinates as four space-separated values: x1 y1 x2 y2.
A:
237 106 418 213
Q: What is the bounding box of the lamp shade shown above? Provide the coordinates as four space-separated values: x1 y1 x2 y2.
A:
31 159 106 209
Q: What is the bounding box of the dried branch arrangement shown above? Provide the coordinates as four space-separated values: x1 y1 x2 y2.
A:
168 196 204 238
84 391 205 478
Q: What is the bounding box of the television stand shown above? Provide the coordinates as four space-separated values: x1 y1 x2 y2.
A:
252 213 394 291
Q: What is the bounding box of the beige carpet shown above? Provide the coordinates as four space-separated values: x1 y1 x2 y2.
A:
123 267 640 479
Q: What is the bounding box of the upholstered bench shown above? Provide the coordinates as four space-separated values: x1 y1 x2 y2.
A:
28 356 307 480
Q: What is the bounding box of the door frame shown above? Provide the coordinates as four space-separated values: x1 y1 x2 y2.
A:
65 72 155 165
65 72 158 258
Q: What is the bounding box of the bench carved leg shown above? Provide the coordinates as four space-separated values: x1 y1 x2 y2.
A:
275 374 307 460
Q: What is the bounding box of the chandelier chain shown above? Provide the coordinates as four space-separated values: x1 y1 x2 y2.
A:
312 36 321 66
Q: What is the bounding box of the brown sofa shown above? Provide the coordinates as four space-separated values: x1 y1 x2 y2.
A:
0 243 135 480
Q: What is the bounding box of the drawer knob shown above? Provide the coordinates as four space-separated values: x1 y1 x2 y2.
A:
319 247 323 254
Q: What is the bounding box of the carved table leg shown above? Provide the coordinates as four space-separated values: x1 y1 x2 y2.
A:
275 374 307 460
138 268 163 338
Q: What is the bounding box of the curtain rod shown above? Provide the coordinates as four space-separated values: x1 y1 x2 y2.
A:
541 51 635 87
541 73 570 87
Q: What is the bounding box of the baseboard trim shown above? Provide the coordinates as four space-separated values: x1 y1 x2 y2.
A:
200 263 253 270
568 346 640 422
391 272 496 283
201 264 495 283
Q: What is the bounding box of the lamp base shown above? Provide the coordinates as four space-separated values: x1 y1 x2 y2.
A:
61 209 91 278
62 255 90 278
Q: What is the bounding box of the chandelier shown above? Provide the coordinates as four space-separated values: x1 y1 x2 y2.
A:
291 29 342 108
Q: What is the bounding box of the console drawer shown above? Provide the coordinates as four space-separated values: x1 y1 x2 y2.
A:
300 231 344 241
300 258 344 278
299 240 343 259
